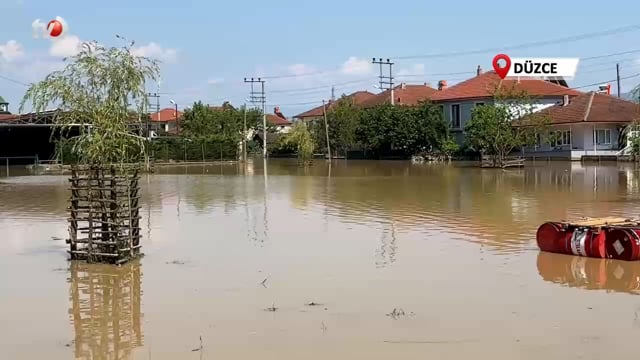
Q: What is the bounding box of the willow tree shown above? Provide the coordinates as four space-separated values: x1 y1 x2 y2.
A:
20 39 160 165
280 122 315 164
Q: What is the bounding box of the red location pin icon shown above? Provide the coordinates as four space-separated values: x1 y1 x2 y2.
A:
492 54 511 79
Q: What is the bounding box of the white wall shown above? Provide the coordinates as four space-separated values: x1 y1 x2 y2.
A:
276 125 292 134
524 123 622 157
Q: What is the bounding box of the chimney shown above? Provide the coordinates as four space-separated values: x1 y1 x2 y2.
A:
274 106 286 119
562 95 569 106
477 65 482 76
438 80 448 91
423 82 430 87
401 83 406 89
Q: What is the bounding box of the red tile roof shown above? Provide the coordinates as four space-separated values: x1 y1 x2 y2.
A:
535 92 640 125
359 83 438 108
430 71 582 102
150 108 182 122
266 114 291 126
294 91 376 119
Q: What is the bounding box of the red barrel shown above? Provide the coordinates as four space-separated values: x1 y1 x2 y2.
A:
536 222 606 258
604 227 640 261
536 222 566 253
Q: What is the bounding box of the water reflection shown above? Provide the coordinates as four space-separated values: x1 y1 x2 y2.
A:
5 161 640 258
375 220 397 268
68 260 143 360
536 251 640 294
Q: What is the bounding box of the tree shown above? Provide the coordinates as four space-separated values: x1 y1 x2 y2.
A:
20 39 160 165
178 101 265 160
464 85 551 166
356 102 449 158
181 101 262 142
630 84 640 104
440 138 460 162
326 96 361 157
278 122 315 163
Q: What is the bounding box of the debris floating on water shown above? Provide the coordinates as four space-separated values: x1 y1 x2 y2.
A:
265 302 278 312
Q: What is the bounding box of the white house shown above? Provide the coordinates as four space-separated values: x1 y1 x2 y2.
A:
521 91 640 160
266 107 293 133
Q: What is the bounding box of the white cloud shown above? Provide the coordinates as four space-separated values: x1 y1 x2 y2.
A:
49 34 83 57
47 35 178 64
131 42 177 63
340 56 374 76
0 40 25 62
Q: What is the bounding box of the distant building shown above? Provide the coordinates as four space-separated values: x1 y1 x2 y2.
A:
293 91 376 122
149 107 183 135
266 106 293 133
359 83 438 108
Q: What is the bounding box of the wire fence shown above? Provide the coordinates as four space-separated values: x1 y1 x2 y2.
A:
0 156 39 177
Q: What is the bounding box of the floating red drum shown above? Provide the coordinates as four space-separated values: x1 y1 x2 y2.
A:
561 227 606 258
604 227 640 261
536 222 566 253
536 222 606 258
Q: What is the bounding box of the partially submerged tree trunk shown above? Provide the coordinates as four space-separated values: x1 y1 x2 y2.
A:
67 165 142 264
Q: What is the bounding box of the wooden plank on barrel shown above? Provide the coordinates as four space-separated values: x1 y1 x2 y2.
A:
570 217 634 227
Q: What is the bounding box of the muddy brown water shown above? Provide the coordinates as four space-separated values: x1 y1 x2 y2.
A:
2 159 640 359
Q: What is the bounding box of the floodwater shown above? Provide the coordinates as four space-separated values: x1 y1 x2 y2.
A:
2 159 640 359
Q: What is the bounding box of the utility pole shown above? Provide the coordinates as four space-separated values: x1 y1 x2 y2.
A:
372 58 394 105
331 86 336 102
322 100 331 160
616 63 621 98
244 77 267 158
145 92 160 138
243 103 247 162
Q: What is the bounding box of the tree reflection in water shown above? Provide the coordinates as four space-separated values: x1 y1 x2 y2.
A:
68 260 143 360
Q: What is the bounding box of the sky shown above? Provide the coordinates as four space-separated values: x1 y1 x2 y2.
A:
1 0 640 117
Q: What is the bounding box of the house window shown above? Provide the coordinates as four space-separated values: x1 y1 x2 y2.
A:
553 130 571 146
595 129 611 145
475 102 485 107
451 104 461 129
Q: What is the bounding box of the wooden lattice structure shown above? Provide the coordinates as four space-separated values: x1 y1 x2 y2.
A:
66 165 142 264
69 260 143 359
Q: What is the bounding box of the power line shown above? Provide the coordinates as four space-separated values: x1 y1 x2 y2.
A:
246 26 640 80
394 24 640 60
267 58 639 103
3 45 639 110
0 74 29 86
255 51 640 96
